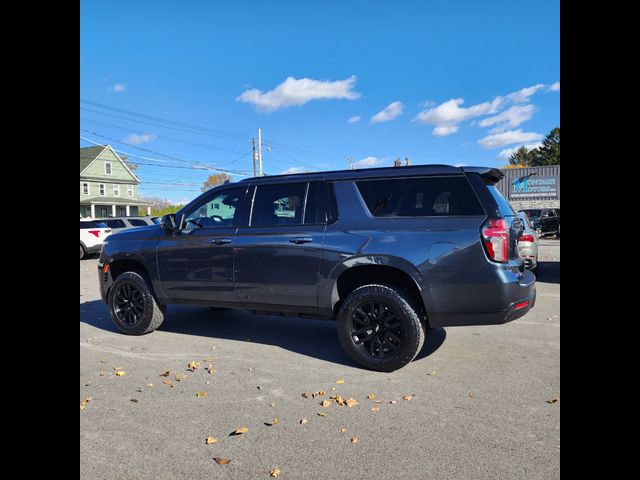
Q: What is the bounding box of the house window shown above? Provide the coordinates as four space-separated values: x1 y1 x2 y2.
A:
127 185 134 197
99 184 105 196
113 185 120 196
82 182 89 195
105 162 112 175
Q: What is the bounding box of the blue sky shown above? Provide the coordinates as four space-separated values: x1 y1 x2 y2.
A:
80 0 560 203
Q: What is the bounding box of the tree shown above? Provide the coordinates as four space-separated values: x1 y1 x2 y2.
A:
201 173 232 192
531 127 560 166
508 146 535 167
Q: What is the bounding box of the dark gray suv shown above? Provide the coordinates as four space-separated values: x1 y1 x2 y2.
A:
98 165 536 371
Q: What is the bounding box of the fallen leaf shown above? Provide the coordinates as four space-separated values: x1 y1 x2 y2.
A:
402 395 414 401
317 413 326 417
345 398 359 408
114 367 124 371
546 397 559 404
269 402 275 407
136 388 143 392
372 400 384 404
187 361 200 371
351 437 358 444
146 383 154 387
100 359 108 363
370 407 380 412
270 468 281 478
389 400 397 404
331 387 336 391
205 437 218 444
206 364 216 375
340 428 347 432
196 391 208 398
367 394 376 400
160 370 171 377
80 397 92 411
99 371 106 376
469 393 474 398
248 368 253 372
232 427 248 435
431 371 437 376
265 417 280 426
202 358 214 362
115 371 126 377
321 400 331 407
214 457 231 465
163 380 174 387
129 398 139 403
301 393 309 399
299 419 308 425
175 374 186 382
335 379 345 384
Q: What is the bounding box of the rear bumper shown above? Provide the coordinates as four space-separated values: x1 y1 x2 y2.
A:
428 269 537 327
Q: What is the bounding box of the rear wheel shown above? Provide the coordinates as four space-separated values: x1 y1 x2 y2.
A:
108 272 166 335
556 225 560 238
336 284 425 372
80 245 85 260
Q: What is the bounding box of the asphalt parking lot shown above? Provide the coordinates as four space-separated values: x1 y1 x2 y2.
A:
80 240 559 480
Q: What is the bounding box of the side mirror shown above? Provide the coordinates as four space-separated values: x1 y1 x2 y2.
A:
160 214 177 232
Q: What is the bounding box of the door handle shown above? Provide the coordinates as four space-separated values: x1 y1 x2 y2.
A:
289 236 313 244
211 238 232 245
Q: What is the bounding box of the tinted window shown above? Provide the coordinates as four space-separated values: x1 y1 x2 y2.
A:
326 182 339 224
183 187 246 229
251 183 307 226
485 184 515 216
105 219 127 228
128 219 149 226
303 182 320 224
522 209 542 218
80 221 107 229
356 176 484 217
151 217 160 224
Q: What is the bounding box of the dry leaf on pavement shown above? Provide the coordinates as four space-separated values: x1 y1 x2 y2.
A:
340 428 347 432
345 398 359 408
232 427 248 435
299 418 308 425
129 398 139 403
187 361 200 371
321 400 331 407
546 397 559 404
205 437 218 444
115 371 126 377
160 370 171 377
403 395 414 401
351 437 358 444
301 393 309 398
265 417 280 426
335 379 345 384
370 407 380 412
214 457 232 465
270 468 281 477
80 397 92 411
317 413 326 417
389 400 397 404
163 380 174 387
367 394 376 400
196 391 207 398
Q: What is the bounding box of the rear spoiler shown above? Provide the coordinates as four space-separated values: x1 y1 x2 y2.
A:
460 166 504 184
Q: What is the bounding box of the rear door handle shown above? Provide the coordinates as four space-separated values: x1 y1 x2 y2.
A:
289 236 313 244
211 238 232 245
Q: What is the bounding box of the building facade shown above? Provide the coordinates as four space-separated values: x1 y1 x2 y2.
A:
495 165 560 211
80 144 152 218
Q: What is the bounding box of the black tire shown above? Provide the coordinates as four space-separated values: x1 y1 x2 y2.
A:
556 225 560 238
80 245 85 260
107 272 166 335
336 284 425 372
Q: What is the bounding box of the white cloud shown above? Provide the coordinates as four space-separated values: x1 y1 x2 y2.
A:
108 83 126 93
348 115 361 124
433 125 459 136
281 166 307 174
548 81 560 92
413 83 547 136
353 156 385 168
237 75 360 112
497 142 542 160
454 163 467 167
371 101 404 123
125 133 156 145
478 129 543 149
478 104 536 132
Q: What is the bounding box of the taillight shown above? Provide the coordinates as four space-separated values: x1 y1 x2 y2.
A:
519 234 535 243
481 218 509 263
88 230 100 238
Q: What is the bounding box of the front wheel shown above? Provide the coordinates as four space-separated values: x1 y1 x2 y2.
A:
336 284 425 372
80 245 85 260
108 272 166 335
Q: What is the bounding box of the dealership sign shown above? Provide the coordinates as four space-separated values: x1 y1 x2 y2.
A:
509 174 559 199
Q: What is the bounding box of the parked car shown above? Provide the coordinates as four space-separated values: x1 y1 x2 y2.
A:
98 165 536 372
97 216 157 234
80 220 111 259
521 208 560 238
516 211 539 273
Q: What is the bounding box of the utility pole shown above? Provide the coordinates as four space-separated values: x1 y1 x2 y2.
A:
252 138 257 176
258 128 263 176
347 157 354 170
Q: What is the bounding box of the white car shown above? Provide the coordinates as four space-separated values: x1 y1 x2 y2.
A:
80 220 111 260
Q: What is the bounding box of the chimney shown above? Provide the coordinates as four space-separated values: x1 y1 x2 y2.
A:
394 158 402 167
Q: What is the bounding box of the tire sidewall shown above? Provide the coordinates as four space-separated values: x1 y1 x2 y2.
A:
108 272 160 335
80 245 85 260
337 285 424 372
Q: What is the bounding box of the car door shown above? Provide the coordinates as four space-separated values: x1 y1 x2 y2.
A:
156 185 248 304
234 181 326 310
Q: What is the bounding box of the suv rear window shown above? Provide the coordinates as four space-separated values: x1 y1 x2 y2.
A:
355 176 484 217
80 221 107 229
128 219 149 226
485 184 515 216
105 219 126 228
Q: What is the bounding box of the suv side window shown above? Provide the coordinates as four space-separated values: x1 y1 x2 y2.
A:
182 187 246 229
128 219 149 226
356 176 484 217
106 219 126 229
251 183 307 226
